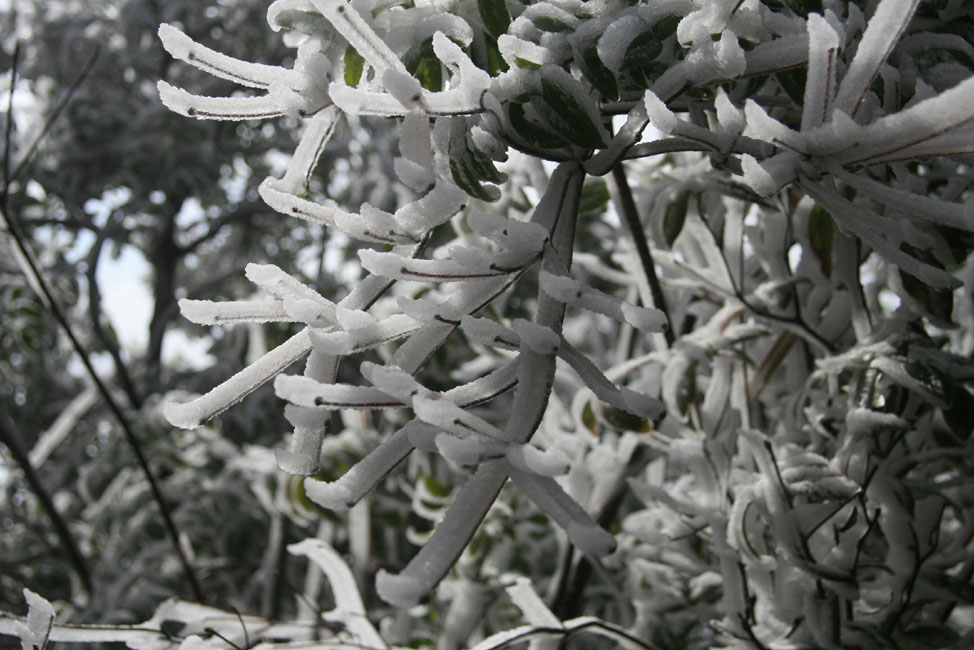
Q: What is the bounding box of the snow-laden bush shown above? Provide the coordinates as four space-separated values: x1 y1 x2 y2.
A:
4 0 974 648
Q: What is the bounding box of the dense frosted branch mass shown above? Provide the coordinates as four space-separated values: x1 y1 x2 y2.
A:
5 0 971 648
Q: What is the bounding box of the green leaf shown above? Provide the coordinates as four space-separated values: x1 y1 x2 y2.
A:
507 101 571 149
579 44 619 100
579 178 610 215
899 265 954 326
478 0 511 38
808 204 834 277
405 38 443 92
539 69 608 148
344 46 364 87
621 31 663 73
514 56 541 70
422 475 452 498
484 38 509 76
777 67 807 106
651 14 681 40
664 191 690 248
603 406 653 432
581 402 598 434
944 385 974 440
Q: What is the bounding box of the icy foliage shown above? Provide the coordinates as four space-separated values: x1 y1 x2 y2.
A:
8 0 971 647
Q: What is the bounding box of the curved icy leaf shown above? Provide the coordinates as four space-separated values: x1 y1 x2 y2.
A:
376 460 509 607
157 81 283 120
508 468 617 555
158 23 301 89
832 0 921 119
164 329 313 429
304 422 422 510
274 374 401 409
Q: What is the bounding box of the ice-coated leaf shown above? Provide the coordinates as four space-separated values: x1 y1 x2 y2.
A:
274 374 401 409
245 264 336 317
258 177 338 226
309 313 420 354
178 299 289 325
412 394 505 440
275 106 340 194
278 404 327 475
512 319 559 355
505 443 570 477
376 460 509 606
16 589 55 650
832 74 974 166
801 13 840 132
460 315 519 349
164 329 313 428
505 577 561 628
509 468 617 555
393 181 468 236
558 339 664 420
288 539 366 614
359 249 505 282
305 423 421 509
158 81 284 120
832 0 921 119
309 0 406 75
539 270 667 331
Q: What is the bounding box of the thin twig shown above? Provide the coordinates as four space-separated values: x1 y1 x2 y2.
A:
0 414 93 593
1 40 204 602
7 46 100 185
609 163 675 345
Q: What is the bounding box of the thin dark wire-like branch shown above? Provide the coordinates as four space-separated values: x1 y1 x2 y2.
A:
1 41 204 602
7 46 100 185
0 414 93 593
609 163 675 346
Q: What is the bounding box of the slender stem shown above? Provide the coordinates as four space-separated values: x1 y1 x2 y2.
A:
1 43 203 602
0 414 93 593
609 163 675 346
7 46 100 185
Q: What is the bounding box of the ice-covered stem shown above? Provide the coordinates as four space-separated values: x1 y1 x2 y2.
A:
608 164 674 346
